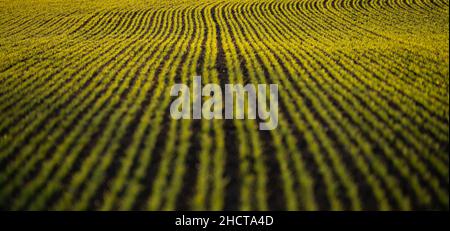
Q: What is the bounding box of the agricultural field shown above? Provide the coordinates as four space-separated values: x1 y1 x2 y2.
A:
0 0 448 211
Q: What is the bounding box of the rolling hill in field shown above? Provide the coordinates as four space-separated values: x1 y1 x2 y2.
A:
0 0 448 210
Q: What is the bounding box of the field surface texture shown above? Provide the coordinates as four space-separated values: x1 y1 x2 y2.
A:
0 0 448 210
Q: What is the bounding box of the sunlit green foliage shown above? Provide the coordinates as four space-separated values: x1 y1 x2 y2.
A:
0 0 448 210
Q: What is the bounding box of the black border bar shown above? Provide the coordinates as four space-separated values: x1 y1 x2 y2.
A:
1 211 448 230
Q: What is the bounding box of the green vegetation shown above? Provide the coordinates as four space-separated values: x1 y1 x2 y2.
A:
0 0 448 210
